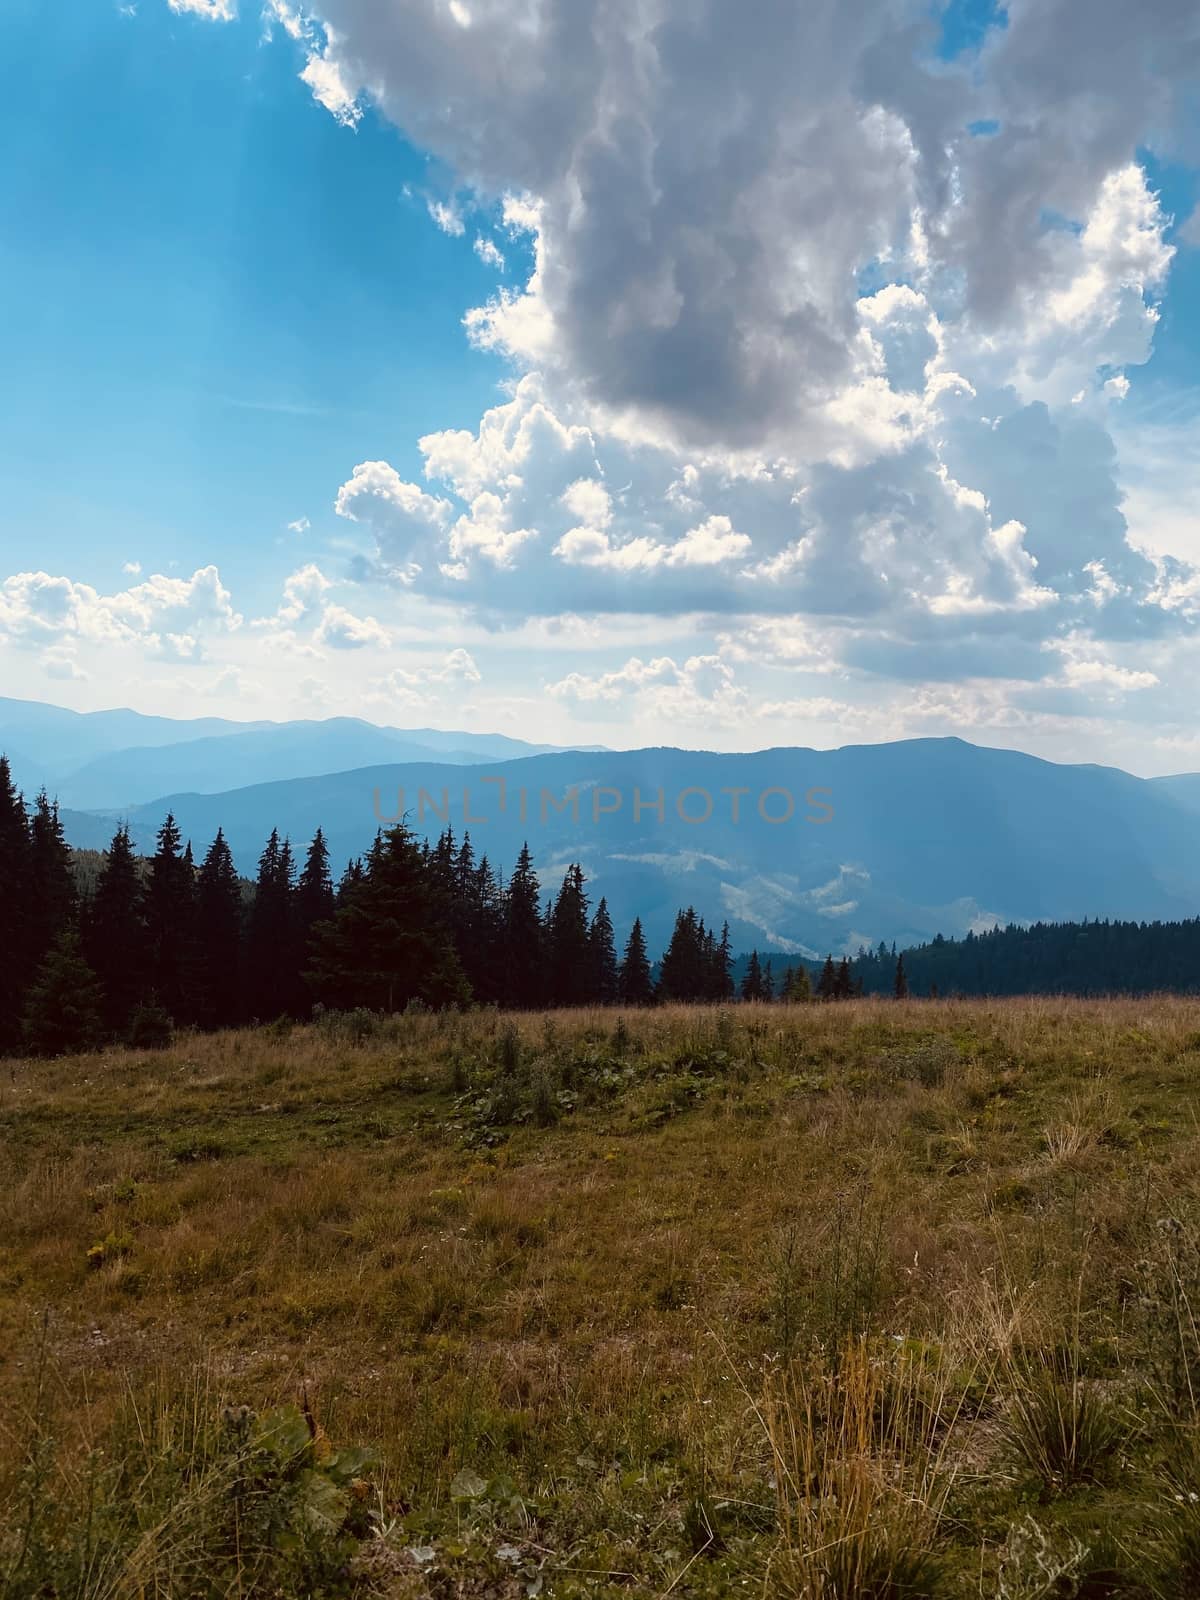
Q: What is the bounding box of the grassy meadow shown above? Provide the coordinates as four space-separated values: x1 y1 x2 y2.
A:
5 998 1200 1596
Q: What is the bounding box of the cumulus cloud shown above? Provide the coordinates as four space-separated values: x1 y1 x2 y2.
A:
547 653 747 726
254 566 392 651
266 0 1197 451
473 235 505 270
168 0 235 18
314 603 391 649
335 460 452 579
376 646 481 691
177 0 1200 747
0 565 242 660
333 368 1163 658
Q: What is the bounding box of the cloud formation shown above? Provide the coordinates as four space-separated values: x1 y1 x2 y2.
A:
0 565 242 667
271 0 1197 447
145 0 1200 764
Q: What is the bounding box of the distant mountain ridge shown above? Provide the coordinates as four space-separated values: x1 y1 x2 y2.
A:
44 733 1200 958
0 696 604 808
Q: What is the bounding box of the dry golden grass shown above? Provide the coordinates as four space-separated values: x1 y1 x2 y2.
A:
4 996 1200 1595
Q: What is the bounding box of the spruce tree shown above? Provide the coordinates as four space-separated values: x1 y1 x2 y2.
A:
618 916 655 1005
588 897 619 1004
297 828 335 931
85 824 146 1036
470 855 506 1005
547 864 591 1006
307 823 469 1011
505 843 544 1009
817 955 837 1000
338 857 365 902
195 829 244 1027
28 790 75 970
0 756 32 1048
741 949 764 1002
785 964 813 1003
763 958 775 1002
449 834 503 1003
834 957 853 999
144 813 197 1025
658 908 705 1001
715 922 734 1000
22 928 104 1056
893 953 909 1000
247 829 297 1018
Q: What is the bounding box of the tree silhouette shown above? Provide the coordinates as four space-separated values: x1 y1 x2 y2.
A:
0 757 31 1050
589 897 619 1004
296 827 335 934
195 829 245 1027
307 823 469 1011
504 842 544 1009
22 929 104 1056
784 964 812 1003
618 916 655 1005
85 825 146 1035
547 863 591 1006
28 790 75 972
144 813 196 1025
247 828 296 1019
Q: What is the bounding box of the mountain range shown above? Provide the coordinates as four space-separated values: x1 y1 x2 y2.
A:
6 696 1197 959
0 696 601 809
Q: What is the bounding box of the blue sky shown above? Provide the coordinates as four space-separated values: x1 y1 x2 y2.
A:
1 0 1199 774
0 0 517 608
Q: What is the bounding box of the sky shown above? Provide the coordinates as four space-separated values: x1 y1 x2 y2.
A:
1 0 1199 774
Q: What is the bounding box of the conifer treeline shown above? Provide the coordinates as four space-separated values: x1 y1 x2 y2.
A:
848 920 1200 998
8 747 1199 1054
0 754 758 1053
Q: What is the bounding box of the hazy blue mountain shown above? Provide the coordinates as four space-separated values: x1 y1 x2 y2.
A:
55 723 498 809
0 696 271 788
0 696 603 807
1152 773 1200 815
74 736 1200 956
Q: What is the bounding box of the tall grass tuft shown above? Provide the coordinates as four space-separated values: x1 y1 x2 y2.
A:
0 1363 377 1600
764 1338 954 1598
1002 1361 1125 1492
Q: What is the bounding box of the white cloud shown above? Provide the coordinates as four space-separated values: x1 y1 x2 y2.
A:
473 235 505 270
375 646 481 692
274 563 332 625
42 644 88 682
300 45 361 126
150 0 1200 762
314 603 391 650
0 565 241 658
664 515 751 568
427 197 464 236
547 653 747 726
951 165 1175 406
335 460 452 577
283 0 1198 454
205 665 257 697
168 0 235 18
